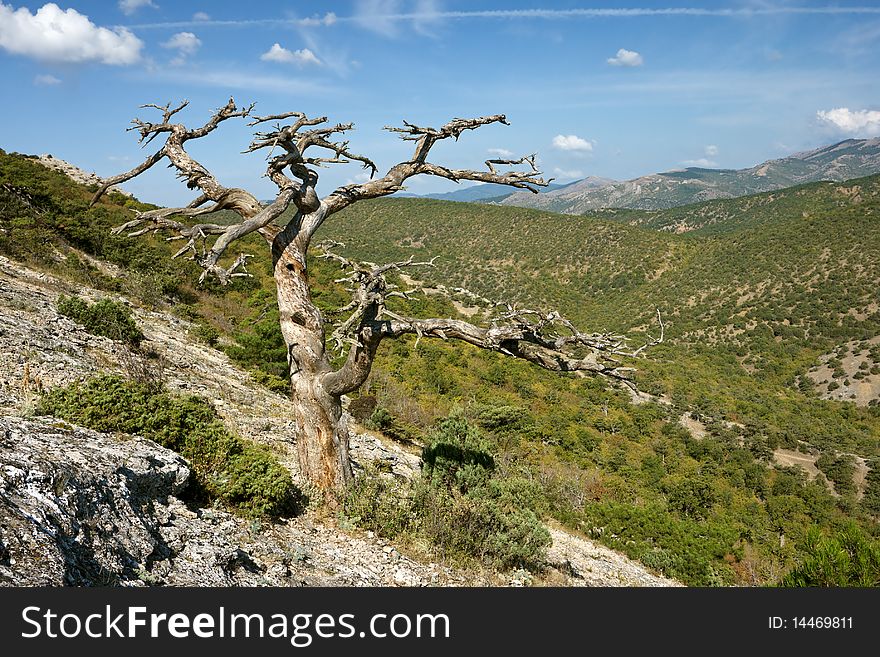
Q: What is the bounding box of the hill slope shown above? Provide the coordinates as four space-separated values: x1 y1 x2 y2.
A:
499 138 880 214
0 149 680 587
322 188 880 453
3 147 879 587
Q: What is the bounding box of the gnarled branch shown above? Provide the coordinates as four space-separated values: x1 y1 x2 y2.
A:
320 247 662 397
99 103 550 287
245 112 377 217
316 240 433 353
323 115 551 215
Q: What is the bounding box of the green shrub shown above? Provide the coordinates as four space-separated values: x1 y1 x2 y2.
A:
343 413 550 572
778 523 880 587
367 407 419 443
191 321 220 346
57 294 144 346
342 468 415 538
665 475 718 520
37 375 303 519
816 452 857 497
247 368 290 395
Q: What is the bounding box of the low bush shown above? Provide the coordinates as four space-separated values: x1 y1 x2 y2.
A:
343 413 550 572
37 375 303 519
57 294 144 346
816 452 857 497
778 523 880 587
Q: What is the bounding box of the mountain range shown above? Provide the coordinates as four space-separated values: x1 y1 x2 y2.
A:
420 138 880 213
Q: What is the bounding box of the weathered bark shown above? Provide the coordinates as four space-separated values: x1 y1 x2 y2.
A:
98 98 657 499
272 209 352 493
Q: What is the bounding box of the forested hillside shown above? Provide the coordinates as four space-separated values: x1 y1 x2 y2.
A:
2 148 878 586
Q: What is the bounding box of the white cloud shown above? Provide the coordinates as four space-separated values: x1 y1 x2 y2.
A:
488 148 514 158
0 3 143 65
817 107 880 136
346 171 373 185
261 43 322 66
162 32 201 54
192 11 210 21
552 134 593 152
553 167 584 179
33 73 61 85
682 158 717 167
161 31 200 66
119 0 157 15
607 48 643 67
300 12 337 27
705 144 719 156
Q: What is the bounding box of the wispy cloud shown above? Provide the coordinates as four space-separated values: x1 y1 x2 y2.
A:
353 0 444 37
553 167 584 179
345 171 373 185
300 12 338 27
488 148 514 157
365 6 880 20
830 20 880 56
261 44 322 66
607 48 643 66
127 12 338 30
817 107 880 136
552 134 593 152
33 73 61 86
681 157 717 167
0 3 142 65
126 6 880 30
681 145 719 167
146 68 336 96
118 0 157 16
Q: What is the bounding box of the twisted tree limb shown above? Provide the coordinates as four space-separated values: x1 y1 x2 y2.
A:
322 115 552 215
319 245 662 397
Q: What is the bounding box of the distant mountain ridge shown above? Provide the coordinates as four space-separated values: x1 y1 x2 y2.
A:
416 178 593 203
496 137 880 213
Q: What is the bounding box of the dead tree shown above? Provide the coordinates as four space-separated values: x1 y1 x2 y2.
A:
93 98 661 497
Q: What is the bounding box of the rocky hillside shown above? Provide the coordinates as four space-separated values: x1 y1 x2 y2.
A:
32 154 132 198
498 137 880 213
0 254 677 587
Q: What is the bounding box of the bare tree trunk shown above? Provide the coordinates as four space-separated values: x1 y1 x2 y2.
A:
273 216 353 496
289 372 352 496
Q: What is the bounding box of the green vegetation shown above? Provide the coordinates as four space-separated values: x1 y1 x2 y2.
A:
778 523 880 587
57 294 144 346
816 453 857 497
315 183 880 584
37 376 303 519
0 149 200 304
3 147 879 585
343 413 551 571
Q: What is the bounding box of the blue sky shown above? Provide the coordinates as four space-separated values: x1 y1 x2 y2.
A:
1 1 879 205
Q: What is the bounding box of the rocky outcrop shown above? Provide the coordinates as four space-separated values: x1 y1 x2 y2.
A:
0 415 485 587
35 154 132 198
1 415 189 586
